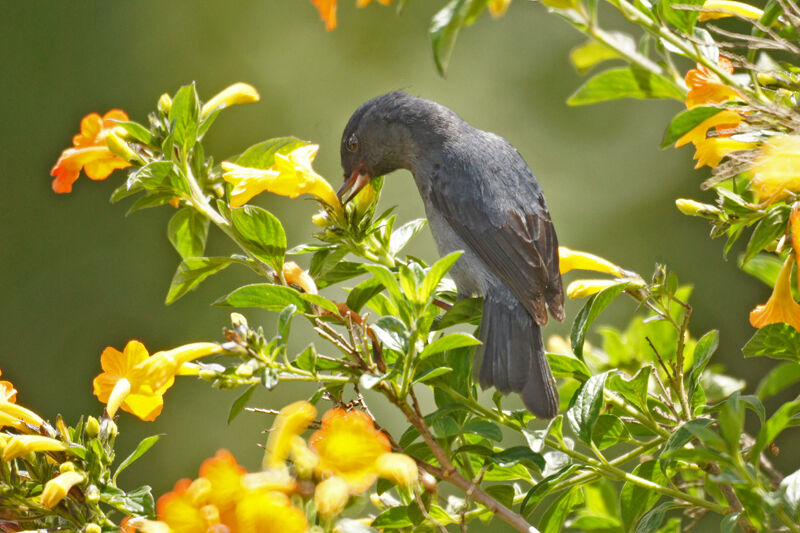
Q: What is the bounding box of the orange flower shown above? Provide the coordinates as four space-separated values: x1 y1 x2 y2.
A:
674 110 743 148
0 369 17 404
311 0 337 30
51 110 132 193
0 369 43 430
93 340 222 421
156 449 307 533
685 58 741 108
309 408 390 494
750 255 800 332
283 262 318 295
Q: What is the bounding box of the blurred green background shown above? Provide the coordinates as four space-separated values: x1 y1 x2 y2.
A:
0 0 788 528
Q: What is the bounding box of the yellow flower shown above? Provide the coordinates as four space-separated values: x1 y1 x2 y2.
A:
558 247 624 276
93 340 222 421
698 0 763 21
222 145 340 209
488 0 512 17
0 370 43 430
235 490 308 533
41 471 84 509
357 0 393 6
692 137 756 169
750 135 800 202
750 255 800 332
675 199 721 217
200 83 260 119
309 408 391 494
273 145 341 208
675 110 743 148
315 476 350 518
283 261 318 294
566 279 620 299
2 435 67 461
264 400 317 470
311 0 337 31
241 469 298 494
288 435 319 479
791 206 800 278
375 452 419 489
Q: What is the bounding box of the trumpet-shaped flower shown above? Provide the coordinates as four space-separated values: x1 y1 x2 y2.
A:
567 279 621 299
0 370 17 404
309 408 391 494
41 471 85 509
235 490 308 533
2 435 67 461
750 255 800 332
750 135 800 202
698 0 763 21
283 261 318 295
201 83 260 119
0 370 43 430
51 110 132 193
674 110 743 148
558 247 624 276
93 340 222 421
264 400 317 470
692 137 756 169
223 145 340 209
685 58 740 109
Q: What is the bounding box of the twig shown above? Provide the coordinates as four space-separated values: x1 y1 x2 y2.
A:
703 463 755 533
414 491 449 533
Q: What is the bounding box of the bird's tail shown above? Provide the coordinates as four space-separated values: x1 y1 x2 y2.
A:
477 289 559 419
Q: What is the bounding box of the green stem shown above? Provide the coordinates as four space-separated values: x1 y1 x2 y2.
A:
605 391 672 438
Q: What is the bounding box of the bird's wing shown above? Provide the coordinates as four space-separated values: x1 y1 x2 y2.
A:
427 142 564 325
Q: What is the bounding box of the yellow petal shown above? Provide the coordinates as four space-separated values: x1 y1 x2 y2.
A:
750 135 800 202
559 247 624 276
41 471 85 509
698 0 763 21
750 255 800 332
375 452 419 489
566 279 620 299
488 0 512 17
106 377 132 419
675 110 743 148
263 401 317 469
314 476 350 518
201 83 260 118
3 435 67 461
692 137 756 169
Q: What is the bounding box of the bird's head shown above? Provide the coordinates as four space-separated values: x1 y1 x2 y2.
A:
339 91 451 203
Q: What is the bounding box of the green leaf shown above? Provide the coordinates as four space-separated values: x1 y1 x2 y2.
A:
389 218 427 256
420 251 462 304
571 281 629 358
298 293 339 314
231 205 286 271
743 206 790 265
744 323 800 362
413 366 453 384
658 0 705 33
489 445 545 471
659 419 712 459
567 371 609 444
128 161 180 192
686 330 719 409
485 484 514 509
347 278 385 313
521 465 584 516
620 460 667 533
169 83 200 151
540 486 584 533
215 283 311 313
113 435 162 483
757 361 800 400
167 207 209 259
635 502 679 533
420 332 480 359
433 296 482 330
166 256 241 304
125 192 177 215
592 414 632 450
547 352 591 381
660 106 723 149
570 35 630 75
739 253 783 288
228 384 257 424
235 137 309 169
363 264 404 305
429 0 490 75
568 67 684 106
607 367 651 413
751 396 800 460
461 419 503 441
113 120 154 145
372 506 413 529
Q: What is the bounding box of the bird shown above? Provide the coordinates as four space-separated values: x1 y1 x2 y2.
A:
338 92 564 419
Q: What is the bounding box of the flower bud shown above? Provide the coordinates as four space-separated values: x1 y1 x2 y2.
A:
201 82 260 119
675 198 720 218
85 416 100 438
231 312 249 331
315 476 350 518
420 471 438 494
41 471 85 509
235 362 254 378
101 418 118 439
158 93 172 115
354 183 376 216
312 211 332 227
85 524 102 533
59 461 77 473
106 131 144 165
85 484 100 504
376 453 419 490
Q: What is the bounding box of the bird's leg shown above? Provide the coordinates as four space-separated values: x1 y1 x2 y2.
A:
433 298 452 310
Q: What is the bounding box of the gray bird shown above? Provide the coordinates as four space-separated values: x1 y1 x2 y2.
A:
338 92 564 419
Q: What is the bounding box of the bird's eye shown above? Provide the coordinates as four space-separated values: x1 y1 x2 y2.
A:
346 134 358 152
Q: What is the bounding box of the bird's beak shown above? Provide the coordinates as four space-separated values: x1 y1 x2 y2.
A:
338 165 372 204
